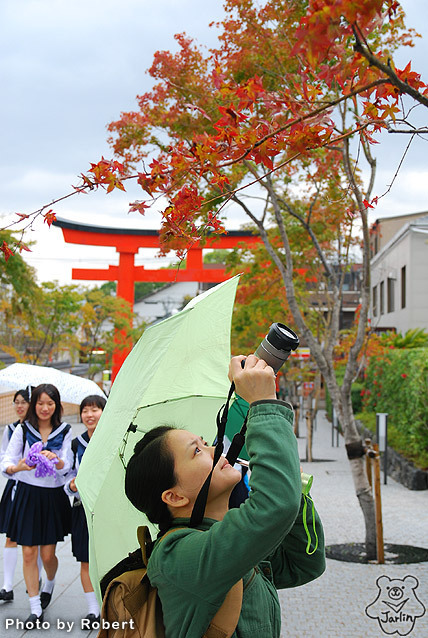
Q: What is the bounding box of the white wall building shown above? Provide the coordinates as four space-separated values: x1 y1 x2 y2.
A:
134 281 199 324
370 215 428 333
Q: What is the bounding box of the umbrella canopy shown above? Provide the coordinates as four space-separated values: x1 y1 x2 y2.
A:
76 276 240 602
0 363 106 405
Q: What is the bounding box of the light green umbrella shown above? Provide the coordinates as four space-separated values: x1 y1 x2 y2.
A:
76 276 240 603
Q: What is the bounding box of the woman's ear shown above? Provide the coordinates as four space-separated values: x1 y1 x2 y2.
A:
161 488 190 511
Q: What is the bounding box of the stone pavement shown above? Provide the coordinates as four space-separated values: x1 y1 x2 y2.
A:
0 411 427 637
280 409 428 638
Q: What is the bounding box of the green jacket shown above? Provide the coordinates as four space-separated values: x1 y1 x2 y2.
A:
148 400 325 638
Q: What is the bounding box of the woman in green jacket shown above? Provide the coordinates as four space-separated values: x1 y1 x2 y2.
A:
125 354 325 638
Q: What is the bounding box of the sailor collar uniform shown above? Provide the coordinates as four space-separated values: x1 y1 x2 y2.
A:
0 420 73 546
0 420 20 535
67 430 91 563
0 421 72 489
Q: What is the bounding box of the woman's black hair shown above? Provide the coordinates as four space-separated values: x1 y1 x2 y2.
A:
26 383 63 430
79 394 107 417
125 425 177 533
13 388 30 403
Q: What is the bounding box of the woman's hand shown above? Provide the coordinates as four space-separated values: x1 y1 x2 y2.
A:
7 458 35 474
69 478 78 492
40 450 64 470
229 354 277 404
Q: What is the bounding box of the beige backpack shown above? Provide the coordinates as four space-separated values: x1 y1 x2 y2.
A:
98 526 243 638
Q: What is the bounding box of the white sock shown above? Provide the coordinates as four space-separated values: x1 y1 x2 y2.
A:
29 594 42 617
85 591 100 616
2 547 18 591
42 577 55 595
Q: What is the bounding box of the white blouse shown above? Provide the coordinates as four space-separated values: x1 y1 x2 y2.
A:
0 422 73 489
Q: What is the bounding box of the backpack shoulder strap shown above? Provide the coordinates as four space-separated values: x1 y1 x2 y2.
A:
71 438 79 471
21 423 28 456
203 579 243 638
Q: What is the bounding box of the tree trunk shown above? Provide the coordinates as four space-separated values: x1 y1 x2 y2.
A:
349 458 377 560
331 383 377 560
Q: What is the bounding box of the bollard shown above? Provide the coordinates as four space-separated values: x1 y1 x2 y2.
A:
365 438 373 489
376 413 388 485
294 406 300 438
305 409 313 462
372 443 385 564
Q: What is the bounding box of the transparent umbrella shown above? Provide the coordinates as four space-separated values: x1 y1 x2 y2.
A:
0 363 106 404
76 276 240 602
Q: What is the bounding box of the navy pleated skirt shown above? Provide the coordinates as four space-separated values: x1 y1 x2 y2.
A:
71 499 89 563
0 479 17 534
6 482 72 546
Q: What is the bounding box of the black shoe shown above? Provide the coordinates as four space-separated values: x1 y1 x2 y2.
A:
0 588 13 601
84 614 100 629
24 612 44 629
40 591 52 609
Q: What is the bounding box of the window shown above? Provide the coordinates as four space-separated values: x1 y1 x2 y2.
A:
401 266 406 309
380 281 385 315
372 285 378 317
387 277 395 313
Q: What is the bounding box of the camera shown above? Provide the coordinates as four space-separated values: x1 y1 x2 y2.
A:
254 323 299 373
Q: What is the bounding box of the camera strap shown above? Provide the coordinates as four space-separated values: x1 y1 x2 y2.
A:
189 382 236 528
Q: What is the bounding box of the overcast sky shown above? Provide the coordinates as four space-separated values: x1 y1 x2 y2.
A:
1 0 427 285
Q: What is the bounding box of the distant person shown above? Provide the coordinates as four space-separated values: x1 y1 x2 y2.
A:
1 383 72 626
65 394 106 628
0 388 30 601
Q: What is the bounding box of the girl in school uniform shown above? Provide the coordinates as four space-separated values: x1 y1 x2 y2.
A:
1 383 72 625
0 388 30 601
65 394 106 627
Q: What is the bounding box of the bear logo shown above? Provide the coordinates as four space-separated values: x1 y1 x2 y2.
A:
365 575 426 636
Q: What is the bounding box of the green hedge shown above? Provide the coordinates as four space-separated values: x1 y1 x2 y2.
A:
361 348 428 470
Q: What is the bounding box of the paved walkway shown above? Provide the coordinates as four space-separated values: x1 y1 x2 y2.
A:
280 409 428 638
0 411 427 637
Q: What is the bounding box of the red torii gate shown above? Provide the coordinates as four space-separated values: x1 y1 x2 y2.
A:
54 218 261 380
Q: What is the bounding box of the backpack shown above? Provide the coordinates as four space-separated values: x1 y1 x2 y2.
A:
98 525 243 638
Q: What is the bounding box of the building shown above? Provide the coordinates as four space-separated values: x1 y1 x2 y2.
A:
370 213 428 333
134 281 199 323
370 211 426 258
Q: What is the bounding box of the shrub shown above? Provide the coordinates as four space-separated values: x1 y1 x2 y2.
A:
362 348 428 469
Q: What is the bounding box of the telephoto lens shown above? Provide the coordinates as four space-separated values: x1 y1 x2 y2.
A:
254 323 299 373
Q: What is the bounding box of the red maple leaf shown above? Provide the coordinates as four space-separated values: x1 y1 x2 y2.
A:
1 241 14 261
43 210 57 227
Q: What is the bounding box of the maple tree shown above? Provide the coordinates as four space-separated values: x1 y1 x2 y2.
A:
3 0 428 557
0 281 142 372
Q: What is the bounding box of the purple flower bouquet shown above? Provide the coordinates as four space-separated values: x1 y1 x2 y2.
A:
25 442 59 478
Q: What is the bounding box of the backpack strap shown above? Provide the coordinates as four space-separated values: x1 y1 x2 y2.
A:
21 423 28 456
203 579 243 638
139 526 243 638
71 438 79 471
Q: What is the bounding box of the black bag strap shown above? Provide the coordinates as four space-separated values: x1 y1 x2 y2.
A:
21 423 28 457
71 438 79 471
190 382 238 528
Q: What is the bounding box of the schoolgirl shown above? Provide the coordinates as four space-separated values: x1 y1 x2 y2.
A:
123 355 326 638
0 388 30 601
64 394 106 627
1 383 72 625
